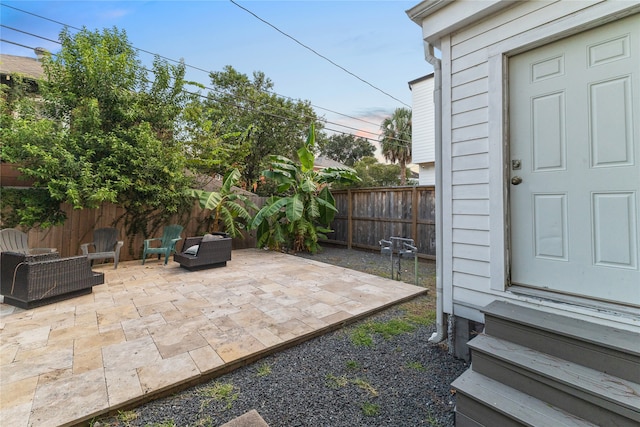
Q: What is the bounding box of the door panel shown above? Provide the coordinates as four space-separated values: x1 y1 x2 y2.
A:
533 193 568 260
592 192 637 269
532 92 566 171
509 14 640 306
590 76 633 167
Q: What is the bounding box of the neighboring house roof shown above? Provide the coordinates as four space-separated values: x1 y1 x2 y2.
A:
0 53 45 80
315 156 349 170
408 72 435 88
190 171 257 197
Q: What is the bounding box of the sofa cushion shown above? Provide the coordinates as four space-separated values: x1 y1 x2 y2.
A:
202 233 225 242
184 245 199 255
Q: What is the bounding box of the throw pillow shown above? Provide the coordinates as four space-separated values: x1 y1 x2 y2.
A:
184 245 199 255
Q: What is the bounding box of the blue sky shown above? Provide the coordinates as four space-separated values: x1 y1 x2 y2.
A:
1 1 432 142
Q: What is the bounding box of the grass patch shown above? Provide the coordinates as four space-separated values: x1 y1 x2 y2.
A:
326 373 349 389
116 410 138 424
424 409 443 426
370 318 415 338
352 377 378 396
326 373 377 397
350 328 373 347
345 359 361 370
400 297 437 326
256 362 272 377
361 402 380 417
350 318 415 347
406 310 436 326
198 382 238 411
405 361 427 372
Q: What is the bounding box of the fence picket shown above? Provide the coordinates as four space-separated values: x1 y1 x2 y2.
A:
17 186 436 261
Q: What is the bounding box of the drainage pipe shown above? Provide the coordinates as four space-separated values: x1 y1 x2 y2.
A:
424 42 445 344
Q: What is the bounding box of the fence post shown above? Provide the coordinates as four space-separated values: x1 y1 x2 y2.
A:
412 186 418 246
347 188 352 249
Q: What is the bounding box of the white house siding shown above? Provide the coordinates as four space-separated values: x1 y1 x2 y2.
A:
409 74 436 185
411 0 640 323
418 164 435 186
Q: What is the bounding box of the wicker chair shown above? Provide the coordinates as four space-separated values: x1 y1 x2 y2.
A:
174 233 232 270
80 227 124 269
0 251 105 309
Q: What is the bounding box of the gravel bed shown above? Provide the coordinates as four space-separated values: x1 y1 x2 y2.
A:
95 246 468 427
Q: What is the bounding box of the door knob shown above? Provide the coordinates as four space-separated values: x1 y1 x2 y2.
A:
511 176 523 185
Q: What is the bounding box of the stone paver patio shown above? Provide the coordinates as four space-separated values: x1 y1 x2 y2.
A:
0 249 426 427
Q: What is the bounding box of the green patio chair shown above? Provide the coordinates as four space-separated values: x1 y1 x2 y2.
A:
141 224 183 265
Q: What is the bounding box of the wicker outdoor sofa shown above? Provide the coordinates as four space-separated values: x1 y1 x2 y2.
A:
173 232 232 270
0 251 105 309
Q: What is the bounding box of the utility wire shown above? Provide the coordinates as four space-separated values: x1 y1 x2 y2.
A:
2 34 411 146
1 24 60 45
229 0 411 108
0 39 33 50
1 2 395 131
1 37 390 142
0 10 413 146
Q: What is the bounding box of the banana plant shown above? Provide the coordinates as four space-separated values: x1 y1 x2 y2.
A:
188 168 259 238
250 124 360 253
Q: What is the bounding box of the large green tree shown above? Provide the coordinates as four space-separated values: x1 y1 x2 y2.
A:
349 156 402 188
1 26 195 235
317 133 375 166
179 83 252 179
379 107 412 185
202 66 319 187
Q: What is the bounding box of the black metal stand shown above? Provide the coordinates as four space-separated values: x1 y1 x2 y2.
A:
379 236 418 286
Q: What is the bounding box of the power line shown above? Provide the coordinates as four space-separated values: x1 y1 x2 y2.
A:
2 38 413 148
0 39 33 50
0 9 413 147
0 2 394 131
2 35 389 144
229 0 411 108
1 24 60 45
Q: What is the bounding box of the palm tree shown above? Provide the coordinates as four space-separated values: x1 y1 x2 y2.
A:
379 107 412 185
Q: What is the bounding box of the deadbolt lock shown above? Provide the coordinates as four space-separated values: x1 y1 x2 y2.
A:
511 159 521 170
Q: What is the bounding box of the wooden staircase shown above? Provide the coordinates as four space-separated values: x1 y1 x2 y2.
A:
452 300 640 426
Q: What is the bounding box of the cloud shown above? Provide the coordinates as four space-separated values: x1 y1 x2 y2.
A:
356 107 394 124
100 9 131 19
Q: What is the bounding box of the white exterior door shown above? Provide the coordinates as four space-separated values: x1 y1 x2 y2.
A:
509 14 640 306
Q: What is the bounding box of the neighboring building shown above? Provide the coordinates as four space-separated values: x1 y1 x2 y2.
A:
1 50 46 188
408 1 639 425
0 49 45 89
314 155 349 171
408 74 435 185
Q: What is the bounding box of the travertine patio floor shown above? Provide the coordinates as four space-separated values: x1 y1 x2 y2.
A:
0 249 426 427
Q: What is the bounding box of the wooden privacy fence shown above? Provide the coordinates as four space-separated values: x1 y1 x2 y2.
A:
19 197 265 262
14 187 435 261
324 186 436 259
